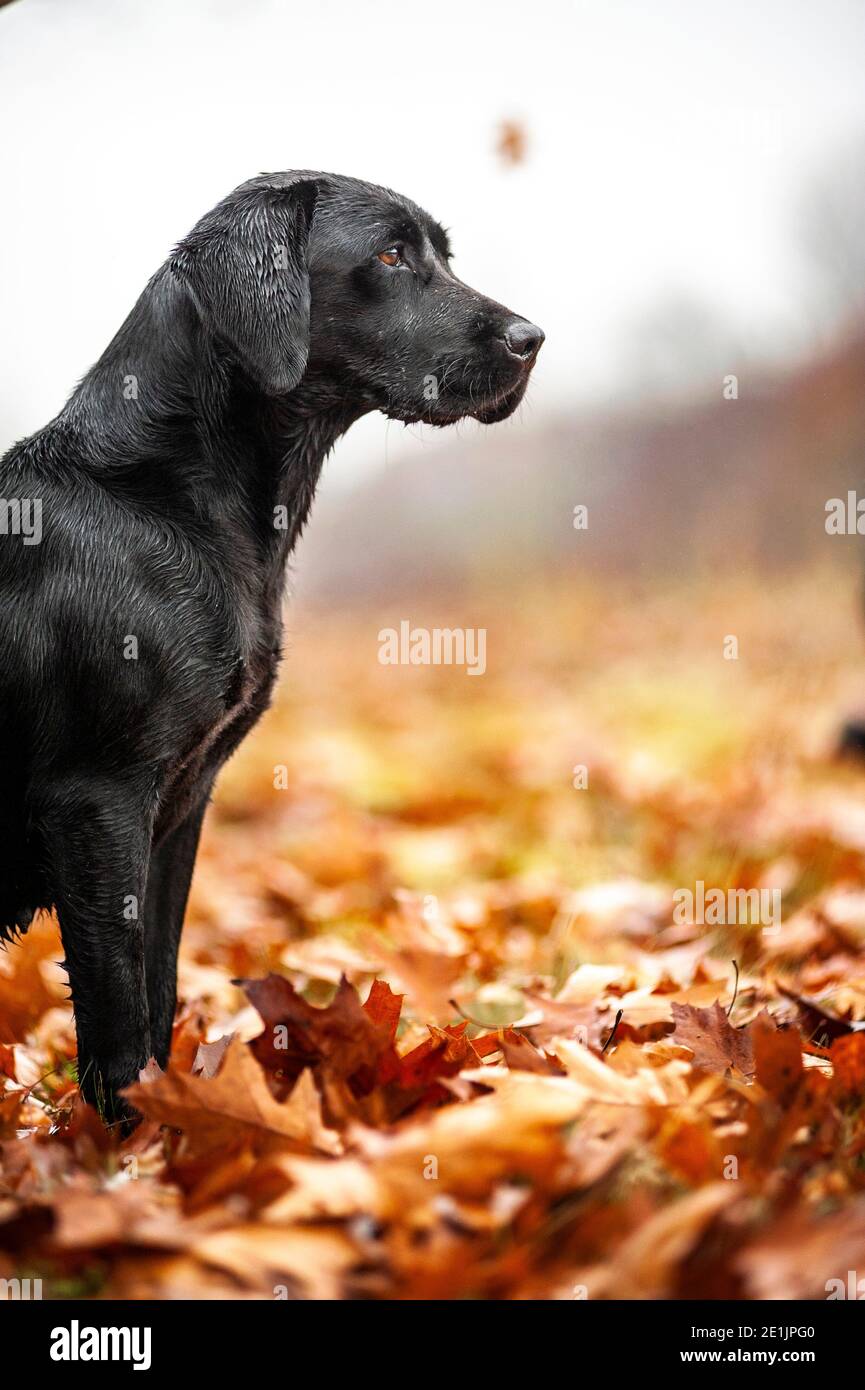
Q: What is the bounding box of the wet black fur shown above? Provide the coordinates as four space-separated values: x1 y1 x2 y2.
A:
0 170 542 1122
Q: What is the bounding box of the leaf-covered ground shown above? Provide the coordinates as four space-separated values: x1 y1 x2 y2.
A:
4 566 865 1300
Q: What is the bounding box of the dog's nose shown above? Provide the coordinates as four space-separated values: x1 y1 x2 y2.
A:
503 320 545 361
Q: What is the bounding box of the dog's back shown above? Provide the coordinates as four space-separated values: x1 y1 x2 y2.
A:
0 431 52 938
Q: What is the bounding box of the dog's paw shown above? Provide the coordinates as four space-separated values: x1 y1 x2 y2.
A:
78 1058 146 1135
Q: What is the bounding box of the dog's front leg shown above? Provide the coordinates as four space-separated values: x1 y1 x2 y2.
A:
41 781 154 1126
145 791 212 1070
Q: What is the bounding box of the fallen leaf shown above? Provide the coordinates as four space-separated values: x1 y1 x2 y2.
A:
671 1001 754 1076
124 1038 340 1156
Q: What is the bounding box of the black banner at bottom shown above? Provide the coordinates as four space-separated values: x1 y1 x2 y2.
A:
3 1297 861 1375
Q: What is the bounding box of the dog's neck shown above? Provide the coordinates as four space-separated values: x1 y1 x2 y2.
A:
263 386 364 563
65 268 366 582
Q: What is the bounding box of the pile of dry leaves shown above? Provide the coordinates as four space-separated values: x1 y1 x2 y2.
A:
3 570 865 1299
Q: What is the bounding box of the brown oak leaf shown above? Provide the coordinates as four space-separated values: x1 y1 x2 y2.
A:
123 1037 340 1156
670 1001 754 1075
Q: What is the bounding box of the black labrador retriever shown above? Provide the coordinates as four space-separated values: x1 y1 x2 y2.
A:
0 171 543 1123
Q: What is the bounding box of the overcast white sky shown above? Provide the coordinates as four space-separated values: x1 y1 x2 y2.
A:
1 0 864 482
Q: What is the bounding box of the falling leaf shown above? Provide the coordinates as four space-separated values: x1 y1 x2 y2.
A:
495 119 528 167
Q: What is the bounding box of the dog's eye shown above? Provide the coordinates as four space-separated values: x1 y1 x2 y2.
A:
377 247 402 267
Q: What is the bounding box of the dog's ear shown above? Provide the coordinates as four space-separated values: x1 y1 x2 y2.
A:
171 177 319 396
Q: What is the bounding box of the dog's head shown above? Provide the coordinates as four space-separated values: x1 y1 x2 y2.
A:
171 171 543 426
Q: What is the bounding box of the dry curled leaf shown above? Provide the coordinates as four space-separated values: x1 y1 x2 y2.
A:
124 1037 340 1157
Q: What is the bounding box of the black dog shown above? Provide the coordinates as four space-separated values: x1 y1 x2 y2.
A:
0 171 543 1123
